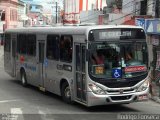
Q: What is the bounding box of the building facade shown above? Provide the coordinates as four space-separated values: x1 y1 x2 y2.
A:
0 0 25 31
26 4 43 26
63 0 106 24
0 0 25 44
122 0 155 25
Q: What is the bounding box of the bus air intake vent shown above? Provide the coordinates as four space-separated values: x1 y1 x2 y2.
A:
110 95 132 101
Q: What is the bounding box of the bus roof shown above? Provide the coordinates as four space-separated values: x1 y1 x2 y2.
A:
5 25 144 35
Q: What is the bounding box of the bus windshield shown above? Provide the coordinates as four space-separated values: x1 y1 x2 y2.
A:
89 42 148 79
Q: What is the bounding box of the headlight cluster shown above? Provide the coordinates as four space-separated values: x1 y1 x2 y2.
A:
137 79 149 92
89 83 106 95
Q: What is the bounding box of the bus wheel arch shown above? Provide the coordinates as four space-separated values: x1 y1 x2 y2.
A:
60 79 72 103
20 68 27 87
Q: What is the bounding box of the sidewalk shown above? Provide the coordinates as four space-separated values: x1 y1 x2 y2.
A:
149 69 160 103
150 81 160 104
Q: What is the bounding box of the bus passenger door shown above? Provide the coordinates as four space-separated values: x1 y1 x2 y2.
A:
37 41 45 89
75 44 86 103
11 34 16 77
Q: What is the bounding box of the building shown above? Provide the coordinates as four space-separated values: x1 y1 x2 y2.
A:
0 0 26 44
101 0 155 25
122 0 154 25
0 0 26 30
17 0 27 26
63 0 106 24
100 0 123 25
26 3 43 26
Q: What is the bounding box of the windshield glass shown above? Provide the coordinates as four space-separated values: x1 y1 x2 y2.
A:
89 42 148 79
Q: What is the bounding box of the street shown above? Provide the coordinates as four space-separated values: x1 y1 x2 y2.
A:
0 65 160 120
1 0 160 119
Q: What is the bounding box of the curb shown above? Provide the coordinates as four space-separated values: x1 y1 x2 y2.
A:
150 97 160 104
149 94 160 104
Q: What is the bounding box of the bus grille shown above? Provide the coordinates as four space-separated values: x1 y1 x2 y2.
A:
107 88 135 94
110 95 132 101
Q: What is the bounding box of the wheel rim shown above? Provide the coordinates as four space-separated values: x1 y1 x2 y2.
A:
64 86 71 99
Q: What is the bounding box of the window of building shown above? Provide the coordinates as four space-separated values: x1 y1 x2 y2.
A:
140 0 147 15
60 35 73 62
4 34 11 52
1 12 5 21
47 35 59 60
10 9 17 21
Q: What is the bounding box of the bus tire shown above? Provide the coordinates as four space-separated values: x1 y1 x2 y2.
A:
61 82 72 103
21 70 27 87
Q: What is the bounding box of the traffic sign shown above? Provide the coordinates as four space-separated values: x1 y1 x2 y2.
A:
112 68 122 78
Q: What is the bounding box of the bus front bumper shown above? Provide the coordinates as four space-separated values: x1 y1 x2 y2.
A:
87 89 149 107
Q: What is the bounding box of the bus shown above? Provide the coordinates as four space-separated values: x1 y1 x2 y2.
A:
4 25 150 106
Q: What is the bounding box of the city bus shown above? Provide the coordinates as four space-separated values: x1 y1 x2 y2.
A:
4 25 150 106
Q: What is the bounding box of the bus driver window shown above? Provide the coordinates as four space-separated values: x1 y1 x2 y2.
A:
92 50 105 65
91 50 106 75
125 52 133 61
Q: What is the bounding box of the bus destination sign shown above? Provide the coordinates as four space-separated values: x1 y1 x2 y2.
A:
89 28 146 41
99 31 132 40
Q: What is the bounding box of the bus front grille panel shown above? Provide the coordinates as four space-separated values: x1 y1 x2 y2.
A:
110 95 132 101
101 81 139 88
106 88 135 94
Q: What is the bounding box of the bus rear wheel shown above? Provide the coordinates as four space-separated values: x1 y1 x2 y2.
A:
61 82 72 103
21 70 27 87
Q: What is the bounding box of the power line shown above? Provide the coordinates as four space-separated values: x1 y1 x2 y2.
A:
65 0 137 23
80 14 100 23
80 2 154 23
109 2 154 22
80 12 101 22
123 0 135 7
121 1 138 10
80 1 140 22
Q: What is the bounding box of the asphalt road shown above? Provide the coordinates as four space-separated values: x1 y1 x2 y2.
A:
0 67 160 120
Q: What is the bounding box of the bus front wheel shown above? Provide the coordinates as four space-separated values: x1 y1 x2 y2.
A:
61 82 72 103
21 70 27 87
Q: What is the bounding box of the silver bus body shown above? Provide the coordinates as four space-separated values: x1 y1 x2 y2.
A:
4 25 150 106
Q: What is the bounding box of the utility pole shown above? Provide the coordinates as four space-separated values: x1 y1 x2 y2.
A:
155 0 160 18
56 2 58 23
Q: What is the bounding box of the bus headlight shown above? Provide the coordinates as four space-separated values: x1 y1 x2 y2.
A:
89 83 106 95
137 80 149 92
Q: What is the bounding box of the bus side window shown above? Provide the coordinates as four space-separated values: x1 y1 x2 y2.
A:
47 35 59 60
60 35 73 62
27 34 36 56
4 33 11 52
